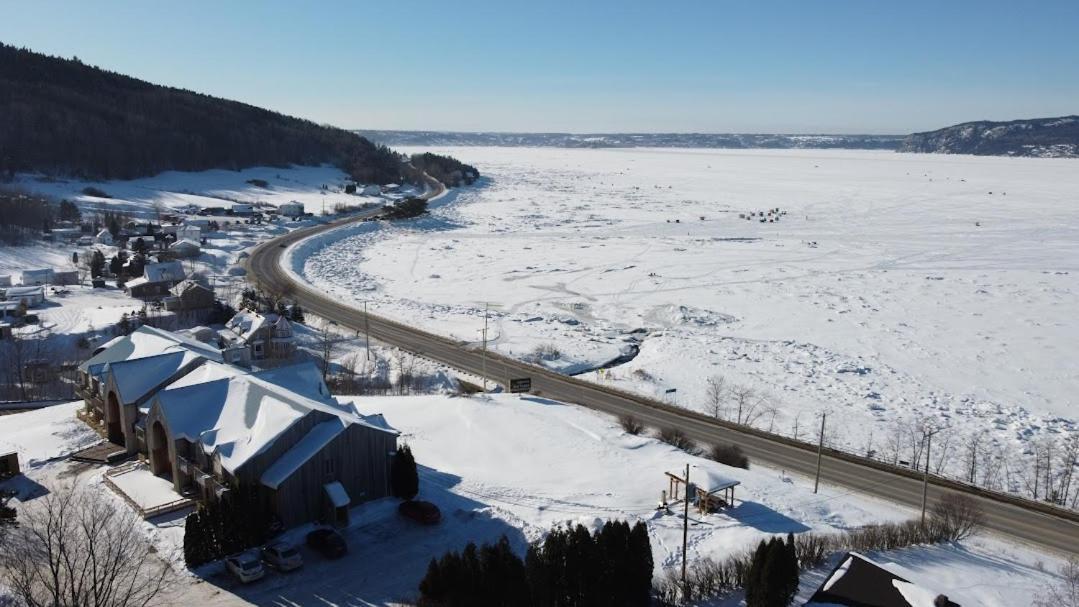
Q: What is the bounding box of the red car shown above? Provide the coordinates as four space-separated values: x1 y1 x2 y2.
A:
398 500 441 525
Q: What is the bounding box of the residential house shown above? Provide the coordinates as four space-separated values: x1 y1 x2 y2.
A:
0 301 21 321
164 280 215 314
221 311 295 361
75 325 393 528
0 275 11 287
177 225 201 242
165 239 201 259
124 260 185 298
94 229 114 245
144 366 396 527
5 286 45 308
231 204 255 216
804 552 962 607
278 202 304 218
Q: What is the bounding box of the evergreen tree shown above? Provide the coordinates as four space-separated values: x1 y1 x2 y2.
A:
627 521 653 606
58 199 81 222
89 250 106 278
116 313 132 336
71 251 78 265
390 445 419 500
290 304 305 323
108 217 120 238
745 539 769 607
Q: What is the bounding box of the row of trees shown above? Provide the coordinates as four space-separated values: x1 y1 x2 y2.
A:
418 520 652 607
383 197 429 220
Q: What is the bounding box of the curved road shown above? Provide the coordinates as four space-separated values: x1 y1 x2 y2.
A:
247 180 1079 555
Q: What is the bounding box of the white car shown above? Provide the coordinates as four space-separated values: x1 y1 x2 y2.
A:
261 541 303 572
225 552 265 583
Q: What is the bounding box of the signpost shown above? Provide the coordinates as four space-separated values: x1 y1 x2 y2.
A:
509 377 532 393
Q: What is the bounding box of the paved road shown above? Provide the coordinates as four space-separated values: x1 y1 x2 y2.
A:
247 182 1079 555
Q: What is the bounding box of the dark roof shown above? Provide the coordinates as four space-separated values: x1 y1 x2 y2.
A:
805 552 960 607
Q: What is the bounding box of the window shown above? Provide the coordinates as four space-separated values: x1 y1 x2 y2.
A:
323 459 335 476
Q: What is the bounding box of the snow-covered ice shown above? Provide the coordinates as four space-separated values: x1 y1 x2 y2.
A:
296 147 1079 487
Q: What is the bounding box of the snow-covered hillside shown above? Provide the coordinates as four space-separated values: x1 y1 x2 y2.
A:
297 147 1079 494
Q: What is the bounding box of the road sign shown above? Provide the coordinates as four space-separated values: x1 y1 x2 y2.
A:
509 377 532 393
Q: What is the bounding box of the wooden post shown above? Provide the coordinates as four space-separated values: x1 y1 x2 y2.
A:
681 463 690 602
814 413 826 494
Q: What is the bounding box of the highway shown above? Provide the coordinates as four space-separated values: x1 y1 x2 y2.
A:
247 180 1079 555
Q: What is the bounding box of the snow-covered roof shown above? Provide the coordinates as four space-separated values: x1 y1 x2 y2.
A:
95 229 112 239
78 325 223 375
106 350 207 405
806 552 959 607
170 279 211 297
260 419 346 489
142 260 185 283
225 310 270 341
153 371 395 475
5 286 44 297
163 360 332 404
322 481 350 508
171 239 201 250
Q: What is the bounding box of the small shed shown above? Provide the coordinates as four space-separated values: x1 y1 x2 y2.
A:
0 451 20 480
5 286 45 307
361 184 382 196
168 239 201 258
94 229 114 245
0 301 21 320
231 204 255 216
21 269 53 286
0 275 11 287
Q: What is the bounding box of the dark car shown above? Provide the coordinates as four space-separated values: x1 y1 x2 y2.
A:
306 528 347 559
398 500 441 525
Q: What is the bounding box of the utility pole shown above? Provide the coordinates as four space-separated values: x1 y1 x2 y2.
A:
481 302 489 391
920 426 942 525
681 463 690 603
814 412 826 494
363 300 371 361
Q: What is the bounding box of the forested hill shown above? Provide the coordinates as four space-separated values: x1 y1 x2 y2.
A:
898 116 1079 158
0 44 404 182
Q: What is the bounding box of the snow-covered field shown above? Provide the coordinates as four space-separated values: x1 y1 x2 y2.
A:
1 397 1068 606
297 147 1079 491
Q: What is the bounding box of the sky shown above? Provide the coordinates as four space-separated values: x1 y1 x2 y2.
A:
3 1 1078 134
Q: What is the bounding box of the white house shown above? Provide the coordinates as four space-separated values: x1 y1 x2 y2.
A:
278 202 304 218
21 269 54 286
94 229 114 245
5 286 45 308
231 204 254 216
176 225 201 242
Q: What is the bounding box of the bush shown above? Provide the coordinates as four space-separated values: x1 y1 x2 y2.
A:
619 414 645 435
81 186 111 198
525 343 562 363
710 443 749 469
382 197 428 220
930 493 983 541
656 427 699 455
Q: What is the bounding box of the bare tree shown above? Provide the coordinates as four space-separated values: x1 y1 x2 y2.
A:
1034 557 1079 607
317 323 338 381
0 483 172 607
930 493 984 541
704 375 727 420
731 386 761 426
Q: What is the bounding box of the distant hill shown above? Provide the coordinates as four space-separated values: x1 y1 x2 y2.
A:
0 44 404 182
357 130 905 150
898 116 1079 158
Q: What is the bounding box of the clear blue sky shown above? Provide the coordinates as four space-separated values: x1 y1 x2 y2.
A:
3 1 1077 134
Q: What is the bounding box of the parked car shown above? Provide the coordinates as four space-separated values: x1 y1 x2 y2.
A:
398 500 442 525
225 552 265 583
261 541 303 572
306 528 347 559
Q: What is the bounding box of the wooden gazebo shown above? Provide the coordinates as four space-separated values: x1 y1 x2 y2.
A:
665 469 740 514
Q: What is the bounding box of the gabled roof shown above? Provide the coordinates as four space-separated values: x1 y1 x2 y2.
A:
153 371 395 475
78 325 223 376
142 260 185 283
805 552 960 607
5 286 44 297
106 350 207 406
170 279 212 297
261 419 346 489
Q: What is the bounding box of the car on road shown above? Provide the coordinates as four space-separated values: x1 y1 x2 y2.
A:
398 500 441 525
261 541 303 571
225 551 265 583
306 528 347 559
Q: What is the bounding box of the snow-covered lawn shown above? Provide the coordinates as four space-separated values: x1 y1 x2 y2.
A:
1 396 1067 606
296 147 1079 492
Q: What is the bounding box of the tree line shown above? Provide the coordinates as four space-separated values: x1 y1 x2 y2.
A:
418 520 652 606
409 152 480 187
0 44 403 184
